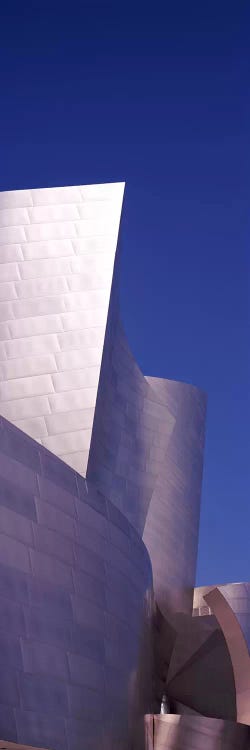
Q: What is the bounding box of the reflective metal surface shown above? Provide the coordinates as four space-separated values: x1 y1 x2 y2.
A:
0 415 154 750
0 183 207 630
205 585 250 725
165 583 250 729
0 183 249 750
0 183 124 476
145 714 249 749
166 611 236 720
87 250 207 624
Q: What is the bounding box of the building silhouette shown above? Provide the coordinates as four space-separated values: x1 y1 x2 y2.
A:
0 183 249 749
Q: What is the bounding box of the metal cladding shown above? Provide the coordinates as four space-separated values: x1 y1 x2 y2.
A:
0 183 124 476
0 184 249 750
87 259 207 623
204 584 250 726
0 415 154 750
145 715 249 750
166 584 250 731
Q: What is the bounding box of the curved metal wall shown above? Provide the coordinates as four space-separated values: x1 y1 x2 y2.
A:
215 583 250 652
87 247 207 623
0 415 154 750
0 183 212 749
145 714 249 750
166 613 237 720
167 583 250 725
0 182 207 630
205 584 250 726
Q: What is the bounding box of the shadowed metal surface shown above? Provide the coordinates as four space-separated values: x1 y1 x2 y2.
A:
0 183 207 631
165 613 237 720
87 245 207 624
205 585 250 726
215 583 250 652
165 583 250 727
144 714 249 749
1 183 247 749
0 415 154 750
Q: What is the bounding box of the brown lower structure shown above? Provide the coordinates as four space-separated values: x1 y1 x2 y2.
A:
0 741 48 750
144 715 249 749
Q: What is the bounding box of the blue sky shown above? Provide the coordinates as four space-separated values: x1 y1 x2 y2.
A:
0 1 249 585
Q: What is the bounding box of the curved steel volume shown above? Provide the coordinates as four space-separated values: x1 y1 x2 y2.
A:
205 584 250 726
144 714 249 750
0 415 154 750
0 183 207 628
0 184 248 750
87 246 207 625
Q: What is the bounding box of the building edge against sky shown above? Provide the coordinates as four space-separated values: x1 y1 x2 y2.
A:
0 182 125 476
0 183 249 750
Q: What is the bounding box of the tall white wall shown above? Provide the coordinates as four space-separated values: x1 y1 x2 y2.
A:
0 182 124 475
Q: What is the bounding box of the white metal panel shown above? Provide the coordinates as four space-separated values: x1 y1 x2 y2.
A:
0 182 124 475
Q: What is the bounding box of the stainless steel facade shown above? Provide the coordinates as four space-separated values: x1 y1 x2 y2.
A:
204 584 250 726
0 184 249 750
0 183 124 476
164 583 250 732
0 415 154 750
87 255 207 625
145 715 249 750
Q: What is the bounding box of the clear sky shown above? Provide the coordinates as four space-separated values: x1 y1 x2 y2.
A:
0 1 249 585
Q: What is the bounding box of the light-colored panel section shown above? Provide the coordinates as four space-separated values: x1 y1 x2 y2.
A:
0 323 10 341
61 308 107 331
0 343 6 360
55 348 101 371
48 388 97 412
72 235 117 255
41 429 92 455
63 289 109 312
0 282 18 301
70 254 114 273
45 408 94 434
52 367 100 392
0 189 33 208
0 245 23 263
31 185 82 204
0 301 14 321
75 218 117 238
4 333 60 359
0 373 54 402
0 353 57 380
0 182 124 475
67 269 112 291
28 204 79 223
21 238 74 260
15 275 69 298
0 263 21 282
57 328 105 350
24 221 77 243
0 226 26 245
80 182 122 200
19 257 73 279
61 450 89 474
0 207 30 227
12 295 67 318
0 394 51 421
77 201 115 220
8 314 64 339
15 415 48 438
10 290 108 319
